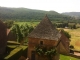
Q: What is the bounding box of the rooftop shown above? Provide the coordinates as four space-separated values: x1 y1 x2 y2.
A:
28 15 61 40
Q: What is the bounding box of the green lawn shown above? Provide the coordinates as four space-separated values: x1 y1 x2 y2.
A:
60 54 79 60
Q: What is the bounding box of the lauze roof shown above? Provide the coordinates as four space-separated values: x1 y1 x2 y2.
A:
28 15 61 40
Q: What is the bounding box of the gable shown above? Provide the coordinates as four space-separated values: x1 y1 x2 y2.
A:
59 30 70 53
59 42 69 54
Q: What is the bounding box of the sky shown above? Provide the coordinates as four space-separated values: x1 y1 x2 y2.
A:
0 0 80 13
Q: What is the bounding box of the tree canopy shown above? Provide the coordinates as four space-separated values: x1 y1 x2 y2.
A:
0 7 76 22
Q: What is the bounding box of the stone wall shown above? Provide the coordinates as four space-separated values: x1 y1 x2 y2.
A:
28 37 59 60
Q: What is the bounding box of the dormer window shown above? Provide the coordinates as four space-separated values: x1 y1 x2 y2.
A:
40 41 43 45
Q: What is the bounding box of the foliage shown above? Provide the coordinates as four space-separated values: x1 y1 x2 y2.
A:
11 23 34 43
11 24 23 42
20 23 34 38
20 23 29 38
68 23 77 29
35 45 57 60
5 20 14 29
28 26 34 33
54 22 77 29
0 7 78 23
55 23 68 28
70 45 74 49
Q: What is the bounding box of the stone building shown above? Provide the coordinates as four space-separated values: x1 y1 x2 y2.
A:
59 30 70 55
27 15 61 60
0 20 7 59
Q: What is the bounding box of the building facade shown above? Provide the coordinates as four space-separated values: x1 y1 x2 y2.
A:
28 15 61 60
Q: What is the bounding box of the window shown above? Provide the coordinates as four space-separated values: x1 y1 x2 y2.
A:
40 41 43 45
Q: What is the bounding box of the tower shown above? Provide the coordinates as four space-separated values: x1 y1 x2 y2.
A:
27 15 61 60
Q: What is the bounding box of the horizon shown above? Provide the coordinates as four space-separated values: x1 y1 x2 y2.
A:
0 0 80 13
1 6 80 13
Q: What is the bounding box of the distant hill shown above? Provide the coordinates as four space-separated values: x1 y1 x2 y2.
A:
62 12 80 19
0 7 74 22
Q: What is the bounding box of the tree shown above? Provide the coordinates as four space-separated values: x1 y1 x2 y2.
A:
11 23 34 43
20 24 34 37
28 26 34 33
20 23 29 38
73 24 76 29
70 45 74 49
68 24 77 29
5 20 14 29
11 24 23 42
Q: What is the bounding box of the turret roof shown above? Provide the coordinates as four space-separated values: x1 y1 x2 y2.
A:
28 15 61 40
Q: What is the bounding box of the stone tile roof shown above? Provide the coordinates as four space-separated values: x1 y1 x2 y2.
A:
28 15 61 40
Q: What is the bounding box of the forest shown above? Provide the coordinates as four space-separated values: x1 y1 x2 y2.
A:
0 7 79 23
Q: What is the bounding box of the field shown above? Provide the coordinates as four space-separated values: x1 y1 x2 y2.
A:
64 28 80 51
14 21 39 27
